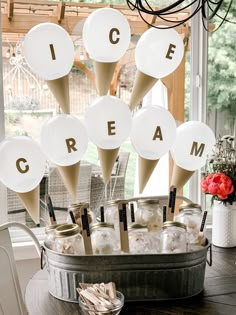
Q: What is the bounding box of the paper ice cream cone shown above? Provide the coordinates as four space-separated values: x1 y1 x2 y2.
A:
138 156 159 194
17 186 40 224
57 161 80 203
46 74 70 114
129 70 158 111
171 163 195 191
97 147 119 185
94 61 117 96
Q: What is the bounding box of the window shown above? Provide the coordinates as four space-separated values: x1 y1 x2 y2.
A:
205 7 236 216
0 3 219 233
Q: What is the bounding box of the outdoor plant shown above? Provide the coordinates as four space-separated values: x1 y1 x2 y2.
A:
201 135 236 205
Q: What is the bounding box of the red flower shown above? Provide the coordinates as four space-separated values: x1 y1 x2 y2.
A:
201 172 234 201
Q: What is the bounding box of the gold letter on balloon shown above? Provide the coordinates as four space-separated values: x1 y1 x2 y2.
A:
109 28 120 44
152 126 163 141
49 44 56 60
190 141 205 157
16 158 29 174
107 121 116 135
66 138 77 153
165 44 176 60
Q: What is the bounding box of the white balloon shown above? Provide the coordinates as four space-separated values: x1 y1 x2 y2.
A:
84 96 132 149
23 23 74 80
82 8 130 62
130 106 177 159
171 121 216 171
40 114 88 166
135 27 184 79
0 136 46 193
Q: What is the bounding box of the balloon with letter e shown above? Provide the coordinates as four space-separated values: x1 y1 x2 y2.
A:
135 27 184 79
0 136 46 193
84 96 132 149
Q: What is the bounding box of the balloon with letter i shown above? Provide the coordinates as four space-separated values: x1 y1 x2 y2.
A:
23 23 75 114
170 121 216 191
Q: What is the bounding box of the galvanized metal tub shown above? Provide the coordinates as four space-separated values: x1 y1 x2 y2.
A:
42 240 212 302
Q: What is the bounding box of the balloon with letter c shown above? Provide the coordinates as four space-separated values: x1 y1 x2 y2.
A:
0 136 46 193
82 8 131 62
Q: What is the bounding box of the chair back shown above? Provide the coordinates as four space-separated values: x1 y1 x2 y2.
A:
48 163 92 208
0 222 41 315
116 152 130 177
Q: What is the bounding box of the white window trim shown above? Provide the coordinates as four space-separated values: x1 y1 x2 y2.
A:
0 12 8 225
189 3 208 207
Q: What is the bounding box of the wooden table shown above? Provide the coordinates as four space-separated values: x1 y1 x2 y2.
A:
25 245 236 315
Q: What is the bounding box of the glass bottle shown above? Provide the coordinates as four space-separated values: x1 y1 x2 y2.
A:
90 222 118 255
54 224 84 255
67 203 95 231
160 221 187 253
136 199 162 231
175 203 203 244
128 224 159 254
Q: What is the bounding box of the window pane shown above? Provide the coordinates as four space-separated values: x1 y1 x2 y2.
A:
2 20 193 228
207 16 236 137
206 9 236 221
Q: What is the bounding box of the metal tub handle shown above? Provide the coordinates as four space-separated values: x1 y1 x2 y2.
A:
207 243 212 266
40 246 46 270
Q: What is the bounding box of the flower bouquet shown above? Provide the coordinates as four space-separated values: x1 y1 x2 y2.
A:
201 135 236 247
201 135 236 205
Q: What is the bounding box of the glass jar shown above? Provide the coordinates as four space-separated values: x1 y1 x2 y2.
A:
128 224 158 254
67 203 95 230
90 222 117 255
44 224 63 251
54 224 84 255
175 203 202 244
105 200 131 239
136 199 162 231
160 221 187 253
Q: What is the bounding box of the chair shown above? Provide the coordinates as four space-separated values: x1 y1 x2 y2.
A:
47 163 92 209
44 163 92 224
0 222 41 315
90 152 130 215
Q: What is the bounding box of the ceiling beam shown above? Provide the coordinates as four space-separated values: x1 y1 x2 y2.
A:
7 0 14 20
57 1 65 23
2 12 188 35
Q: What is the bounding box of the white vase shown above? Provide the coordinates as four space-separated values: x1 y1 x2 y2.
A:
212 200 236 247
